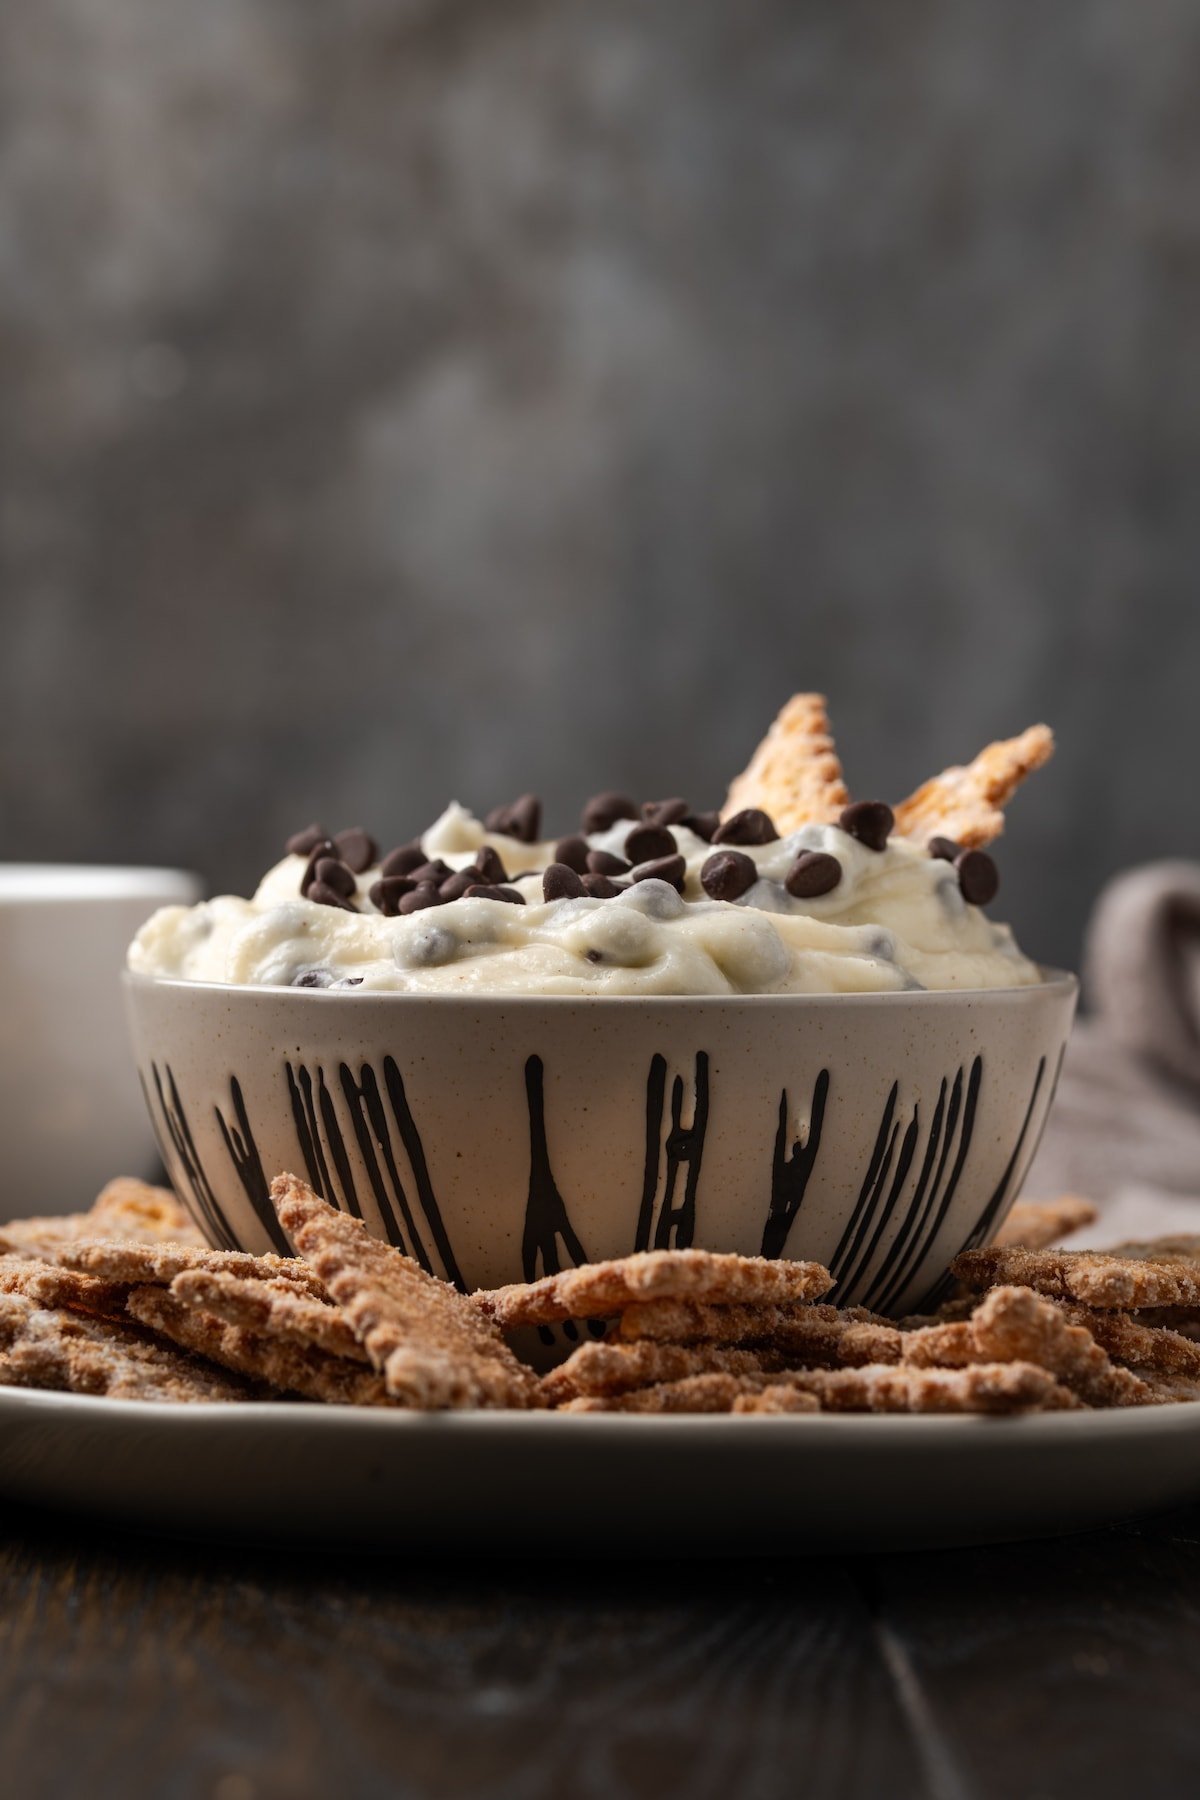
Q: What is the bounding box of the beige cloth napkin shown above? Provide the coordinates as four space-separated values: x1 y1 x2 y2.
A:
1026 861 1200 1233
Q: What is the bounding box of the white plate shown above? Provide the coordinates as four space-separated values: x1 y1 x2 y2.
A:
2 1389 1200 1552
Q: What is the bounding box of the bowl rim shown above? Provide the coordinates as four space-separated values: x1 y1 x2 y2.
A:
123 966 1079 1006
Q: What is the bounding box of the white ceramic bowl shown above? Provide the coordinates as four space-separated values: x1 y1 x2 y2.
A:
0 867 202 1218
124 971 1076 1317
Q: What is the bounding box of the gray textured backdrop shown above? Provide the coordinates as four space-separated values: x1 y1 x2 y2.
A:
2 0 1198 974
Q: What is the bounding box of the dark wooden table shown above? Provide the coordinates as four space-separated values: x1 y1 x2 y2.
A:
3 1502 1200 1800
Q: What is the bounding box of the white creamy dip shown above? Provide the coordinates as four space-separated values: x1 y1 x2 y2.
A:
128 804 1041 996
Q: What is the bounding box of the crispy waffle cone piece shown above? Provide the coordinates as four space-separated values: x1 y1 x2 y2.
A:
273 1175 537 1409
126 1288 395 1406
618 1299 904 1364
0 1291 253 1402
566 1361 1066 1414
995 1197 1098 1251
892 724 1054 850
720 693 849 831
478 1250 832 1330
1061 1306 1200 1379
953 1246 1200 1310
564 1373 820 1415
0 1256 132 1322
0 1177 204 1260
966 1286 1150 1406
540 1339 784 1404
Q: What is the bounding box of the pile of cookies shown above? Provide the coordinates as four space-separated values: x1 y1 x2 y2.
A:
2 1178 1199 1413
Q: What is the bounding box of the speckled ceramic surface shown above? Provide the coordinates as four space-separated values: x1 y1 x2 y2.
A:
124 972 1076 1316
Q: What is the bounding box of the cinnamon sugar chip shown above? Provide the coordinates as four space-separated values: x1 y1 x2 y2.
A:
1136 1370 1200 1404
0 1178 204 1261
273 1174 537 1409
566 1373 819 1415
126 1287 395 1406
892 724 1055 850
57 1238 328 1299
967 1286 1150 1407
995 1196 1098 1251
0 1255 131 1322
0 1291 253 1402
1103 1235 1200 1265
478 1250 832 1330
540 1339 781 1405
1061 1306 1200 1379
900 1321 979 1368
953 1246 1200 1310
564 1361 1062 1415
721 693 850 832
618 1298 903 1365
170 1270 369 1363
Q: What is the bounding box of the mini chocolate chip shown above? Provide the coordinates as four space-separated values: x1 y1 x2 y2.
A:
333 828 378 873
700 850 758 902
641 797 690 827
585 948 604 963
543 863 586 902
300 840 338 892
307 880 358 911
553 835 590 874
630 854 687 891
956 849 999 907
369 876 417 916
713 808 779 846
928 836 960 863
463 884 526 905
286 823 330 858
474 844 507 885
334 976 365 988
398 882 443 914
586 849 631 876
583 874 624 898
292 966 334 988
439 869 481 902
581 791 639 834
625 823 677 863
839 801 894 853
484 794 542 843
380 842 426 878
410 859 452 885
683 810 721 843
785 850 842 899
314 857 356 898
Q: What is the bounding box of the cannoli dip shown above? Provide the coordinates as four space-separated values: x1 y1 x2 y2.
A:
129 790 1041 997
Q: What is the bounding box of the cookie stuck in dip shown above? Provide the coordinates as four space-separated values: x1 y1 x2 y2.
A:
128 696 1054 996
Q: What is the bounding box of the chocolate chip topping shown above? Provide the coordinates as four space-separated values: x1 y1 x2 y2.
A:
553 835 590 874
630 854 687 891
928 836 960 863
380 843 426 879
956 848 999 907
484 794 542 844
683 810 721 843
641 798 690 828
313 857 356 899
543 863 586 902
713 808 779 846
398 883 442 914
785 850 842 899
293 966 334 988
300 840 339 893
333 828 378 873
438 869 481 902
474 844 507 885
586 849 631 876
307 880 358 911
624 823 677 863
700 850 758 902
581 791 639 834
583 874 624 899
410 859 453 885
839 800 894 853
286 823 330 858
369 876 416 916
463 884 526 905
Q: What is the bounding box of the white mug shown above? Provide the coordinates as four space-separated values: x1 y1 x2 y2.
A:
0 866 202 1218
